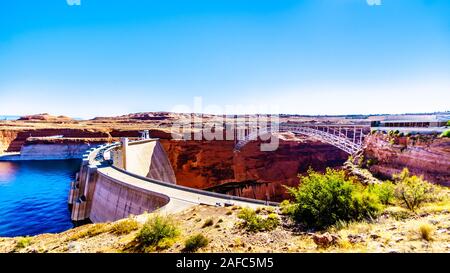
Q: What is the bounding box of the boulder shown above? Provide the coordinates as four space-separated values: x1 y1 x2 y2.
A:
312 233 340 248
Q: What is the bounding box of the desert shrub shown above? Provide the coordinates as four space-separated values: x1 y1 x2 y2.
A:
237 207 279 232
202 218 214 228
265 213 280 228
440 129 450 138
135 215 179 249
393 168 435 211
183 233 209 252
285 168 382 229
447 120 450 127
15 237 32 249
369 181 395 205
418 223 434 241
280 200 295 215
111 217 139 235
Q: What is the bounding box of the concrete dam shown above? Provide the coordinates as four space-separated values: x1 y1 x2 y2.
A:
68 138 275 223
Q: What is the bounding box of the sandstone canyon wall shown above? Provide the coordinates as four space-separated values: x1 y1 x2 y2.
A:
161 137 349 201
364 134 450 186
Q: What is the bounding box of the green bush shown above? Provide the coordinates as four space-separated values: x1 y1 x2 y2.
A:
446 120 450 127
135 215 179 249
393 168 435 211
183 233 209 252
280 200 295 215
285 168 382 229
440 129 450 138
369 181 395 205
237 207 280 232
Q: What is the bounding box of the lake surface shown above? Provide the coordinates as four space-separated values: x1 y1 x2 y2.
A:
0 160 80 237
0 116 20 121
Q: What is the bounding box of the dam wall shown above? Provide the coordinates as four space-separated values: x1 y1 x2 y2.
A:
69 139 275 223
112 139 176 184
88 171 170 223
70 139 178 222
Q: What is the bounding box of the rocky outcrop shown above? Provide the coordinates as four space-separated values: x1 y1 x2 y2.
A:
18 113 74 122
363 134 450 186
0 130 19 154
161 136 348 201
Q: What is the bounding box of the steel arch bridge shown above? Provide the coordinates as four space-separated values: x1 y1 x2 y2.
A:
234 123 371 155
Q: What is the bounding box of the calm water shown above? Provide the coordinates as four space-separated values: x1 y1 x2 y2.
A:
0 160 80 237
0 115 20 121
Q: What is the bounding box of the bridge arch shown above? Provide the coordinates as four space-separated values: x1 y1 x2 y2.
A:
234 124 370 155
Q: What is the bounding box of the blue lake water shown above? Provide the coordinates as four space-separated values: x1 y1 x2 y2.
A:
0 116 20 121
0 160 80 237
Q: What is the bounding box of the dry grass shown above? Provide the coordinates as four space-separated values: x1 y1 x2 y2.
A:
418 198 450 215
111 218 139 235
2 203 449 253
202 218 214 228
418 224 434 241
183 233 209 252
68 223 111 241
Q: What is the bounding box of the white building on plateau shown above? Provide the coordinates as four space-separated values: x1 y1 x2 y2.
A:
371 115 449 128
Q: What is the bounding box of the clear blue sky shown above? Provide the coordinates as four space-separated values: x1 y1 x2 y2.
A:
0 0 449 118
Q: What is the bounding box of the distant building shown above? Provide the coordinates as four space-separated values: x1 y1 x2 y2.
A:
371 115 449 128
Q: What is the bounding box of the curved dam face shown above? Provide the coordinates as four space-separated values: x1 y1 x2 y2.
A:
69 139 274 223
70 139 176 223
111 139 177 184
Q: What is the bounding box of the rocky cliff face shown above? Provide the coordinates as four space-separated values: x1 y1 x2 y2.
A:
161 136 348 201
0 130 19 154
364 134 450 186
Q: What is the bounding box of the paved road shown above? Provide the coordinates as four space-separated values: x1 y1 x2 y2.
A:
98 166 268 214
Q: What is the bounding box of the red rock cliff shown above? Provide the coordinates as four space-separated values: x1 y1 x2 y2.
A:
161 137 348 201
363 134 450 186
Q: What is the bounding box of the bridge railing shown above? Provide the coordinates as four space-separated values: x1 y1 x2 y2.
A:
234 123 371 154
